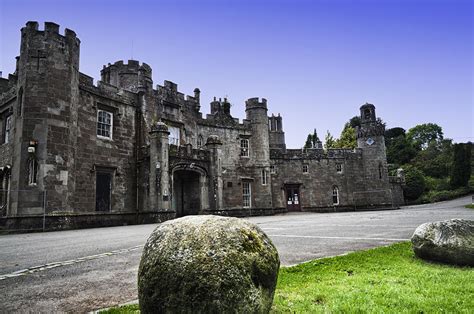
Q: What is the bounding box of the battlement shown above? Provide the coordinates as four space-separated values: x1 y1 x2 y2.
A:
21 21 80 45
101 60 152 79
245 97 267 110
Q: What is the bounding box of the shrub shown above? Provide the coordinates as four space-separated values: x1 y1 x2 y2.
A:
403 165 426 201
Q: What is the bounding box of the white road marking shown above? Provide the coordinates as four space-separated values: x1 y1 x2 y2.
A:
267 234 409 241
0 245 143 281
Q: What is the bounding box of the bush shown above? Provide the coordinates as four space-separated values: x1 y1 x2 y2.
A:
425 187 472 203
403 165 426 201
424 176 451 192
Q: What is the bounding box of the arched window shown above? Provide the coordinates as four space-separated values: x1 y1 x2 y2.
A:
364 108 371 119
28 157 38 186
332 186 339 205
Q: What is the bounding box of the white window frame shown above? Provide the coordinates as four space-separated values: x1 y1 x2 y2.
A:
332 186 339 205
168 126 180 146
261 169 268 185
97 110 113 139
242 181 251 208
302 164 308 173
240 139 249 157
336 163 342 173
270 165 276 174
4 115 12 144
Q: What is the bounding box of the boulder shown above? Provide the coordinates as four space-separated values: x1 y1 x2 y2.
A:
411 219 474 266
138 215 280 313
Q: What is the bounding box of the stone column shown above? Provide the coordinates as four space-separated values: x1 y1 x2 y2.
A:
149 122 170 211
206 135 223 211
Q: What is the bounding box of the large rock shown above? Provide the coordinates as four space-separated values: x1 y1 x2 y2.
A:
138 215 280 313
411 219 474 266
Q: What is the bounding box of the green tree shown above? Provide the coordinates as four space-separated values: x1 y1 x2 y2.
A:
407 123 444 150
334 123 356 149
304 129 321 148
403 165 426 200
324 130 336 149
387 135 418 165
412 139 453 178
450 143 472 188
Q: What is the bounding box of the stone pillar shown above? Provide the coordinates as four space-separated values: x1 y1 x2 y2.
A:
206 135 223 211
149 122 170 211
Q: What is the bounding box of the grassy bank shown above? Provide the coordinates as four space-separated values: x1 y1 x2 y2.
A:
102 242 473 313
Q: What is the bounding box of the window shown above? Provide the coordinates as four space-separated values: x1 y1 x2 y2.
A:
379 163 383 179
18 87 23 116
97 110 113 139
336 163 342 173
168 126 180 146
302 164 308 173
332 186 339 205
242 181 251 208
261 169 268 185
4 116 12 144
197 135 203 147
0 168 10 215
240 139 249 157
270 165 276 174
28 158 38 186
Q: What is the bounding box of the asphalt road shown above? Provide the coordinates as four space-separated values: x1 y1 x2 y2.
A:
1 196 473 312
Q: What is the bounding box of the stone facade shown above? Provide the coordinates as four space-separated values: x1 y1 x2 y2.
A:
0 22 404 231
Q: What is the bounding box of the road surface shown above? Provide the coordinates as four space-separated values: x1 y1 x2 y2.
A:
0 195 473 312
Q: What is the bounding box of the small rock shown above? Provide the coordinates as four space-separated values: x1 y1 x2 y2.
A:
138 215 280 313
411 219 474 266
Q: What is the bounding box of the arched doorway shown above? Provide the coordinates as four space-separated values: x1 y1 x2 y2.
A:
172 169 202 217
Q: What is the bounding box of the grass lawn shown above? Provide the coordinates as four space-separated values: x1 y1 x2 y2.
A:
101 242 473 313
465 204 474 209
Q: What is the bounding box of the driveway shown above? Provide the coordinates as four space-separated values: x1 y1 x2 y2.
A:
0 195 472 312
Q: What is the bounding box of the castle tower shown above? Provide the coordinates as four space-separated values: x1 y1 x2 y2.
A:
245 98 272 209
11 21 81 214
268 113 286 150
356 103 391 205
101 60 153 93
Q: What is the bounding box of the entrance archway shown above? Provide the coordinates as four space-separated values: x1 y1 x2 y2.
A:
173 169 201 217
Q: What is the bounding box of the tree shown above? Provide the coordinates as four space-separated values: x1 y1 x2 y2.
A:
324 130 336 149
334 123 356 149
450 143 472 188
412 139 453 178
304 129 320 148
386 135 418 165
402 165 426 200
407 123 444 150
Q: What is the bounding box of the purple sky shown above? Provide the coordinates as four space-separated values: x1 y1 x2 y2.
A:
1 0 472 147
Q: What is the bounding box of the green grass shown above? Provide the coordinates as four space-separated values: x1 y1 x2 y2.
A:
465 204 474 209
101 242 474 313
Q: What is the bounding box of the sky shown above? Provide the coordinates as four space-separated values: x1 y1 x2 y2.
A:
0 0 472 147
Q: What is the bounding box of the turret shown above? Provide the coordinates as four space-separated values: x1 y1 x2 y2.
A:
101 60 153 92
12 21 81 214
268 113 286 150
355 103 390 203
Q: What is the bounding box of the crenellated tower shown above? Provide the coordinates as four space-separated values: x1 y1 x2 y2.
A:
245 97 272 209
100 60 153 93
11 21 81 214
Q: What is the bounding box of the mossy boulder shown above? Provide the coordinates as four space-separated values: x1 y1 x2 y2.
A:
411 219 474 266
138 215 280 313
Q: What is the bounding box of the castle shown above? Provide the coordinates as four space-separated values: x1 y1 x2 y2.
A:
0 22 404 231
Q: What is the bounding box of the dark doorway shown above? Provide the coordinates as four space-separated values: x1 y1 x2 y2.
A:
173 170 201 217
96 172 111 211
285 184 301 211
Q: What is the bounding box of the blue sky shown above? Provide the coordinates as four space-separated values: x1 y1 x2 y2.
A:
0 0 472 147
